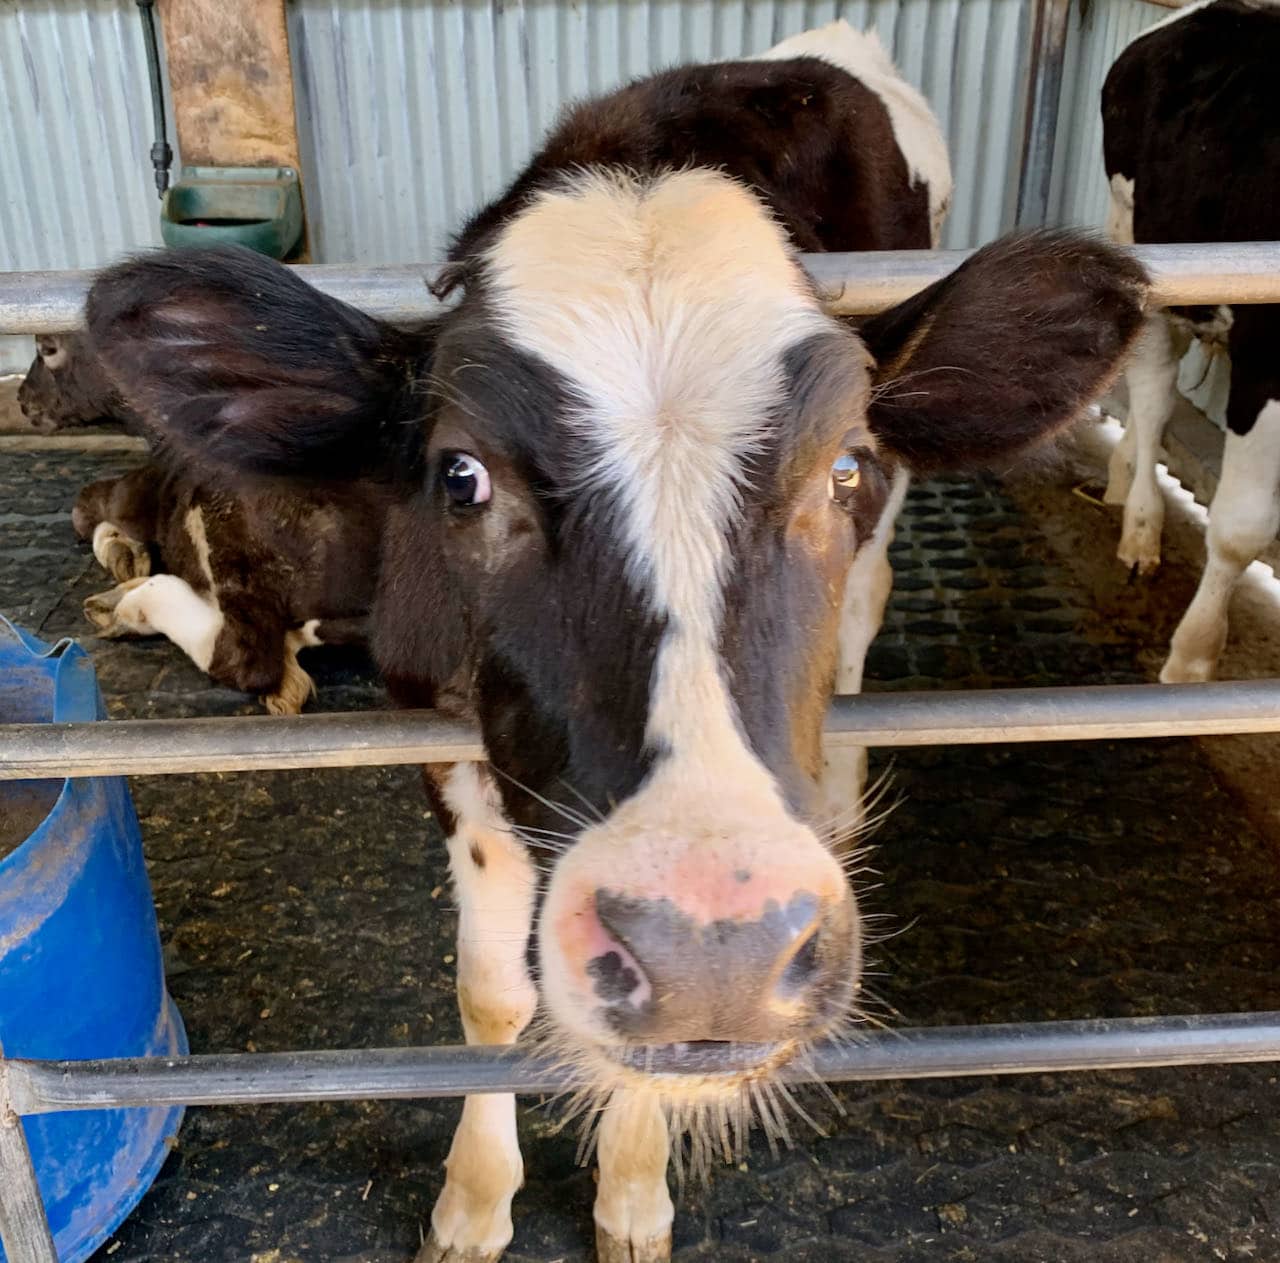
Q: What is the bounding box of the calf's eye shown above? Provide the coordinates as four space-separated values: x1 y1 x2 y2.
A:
829 450 863 507
441 452 492 507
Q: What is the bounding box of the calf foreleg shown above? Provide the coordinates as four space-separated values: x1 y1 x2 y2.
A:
818 468 909 834
263 624 318 716
84 575 221 671
419 763 538 1263
594 1090 673 1263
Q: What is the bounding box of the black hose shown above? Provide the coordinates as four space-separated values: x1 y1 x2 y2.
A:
136 0 172 198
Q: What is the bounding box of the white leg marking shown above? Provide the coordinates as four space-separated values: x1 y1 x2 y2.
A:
819 469 909 828
1117 312 1188 574
1105 410 1138 505
1162 401 1280 683
91 520 150 582
594 1090 674 1263
421 764 538 1263
87 573 224 670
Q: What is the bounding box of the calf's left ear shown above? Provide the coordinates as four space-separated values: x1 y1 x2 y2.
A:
858 230 1148 473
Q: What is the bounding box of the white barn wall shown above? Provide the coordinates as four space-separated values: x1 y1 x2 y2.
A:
0 0 175 369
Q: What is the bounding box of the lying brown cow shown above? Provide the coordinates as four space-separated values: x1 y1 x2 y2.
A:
84 23 1146 1263
71 465 390 713
20 333 390 712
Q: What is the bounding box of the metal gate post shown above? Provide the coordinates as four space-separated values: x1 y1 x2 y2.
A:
0 1050 57 1263
1016 0 1073 226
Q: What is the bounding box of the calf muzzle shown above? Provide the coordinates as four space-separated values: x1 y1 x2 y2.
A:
588 885 858 1044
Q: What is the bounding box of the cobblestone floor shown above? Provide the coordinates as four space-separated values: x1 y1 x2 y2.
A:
5 448 1280 1263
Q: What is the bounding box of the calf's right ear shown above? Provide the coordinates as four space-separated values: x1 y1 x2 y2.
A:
85 245 433 480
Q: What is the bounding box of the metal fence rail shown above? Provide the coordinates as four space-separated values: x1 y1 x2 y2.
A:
4 681 1280 781
5 241 1280 333
5 1013 1280 1263
9 1013 1280 1114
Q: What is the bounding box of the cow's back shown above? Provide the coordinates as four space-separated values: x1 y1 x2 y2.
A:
1103 0 1280 246
451 25 946 259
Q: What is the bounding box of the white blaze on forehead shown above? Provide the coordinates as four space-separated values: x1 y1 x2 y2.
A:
757 21 953 243
486 168 829 789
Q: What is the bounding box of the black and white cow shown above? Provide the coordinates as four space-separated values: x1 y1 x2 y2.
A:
85 25 1146 1263
1102 0 1280 681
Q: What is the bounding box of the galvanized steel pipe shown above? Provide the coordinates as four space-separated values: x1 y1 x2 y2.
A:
3 681 1280 780
6 1013 1280 1114
5 242 1280 334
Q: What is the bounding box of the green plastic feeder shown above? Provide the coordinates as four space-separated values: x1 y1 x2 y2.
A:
160 165 303 259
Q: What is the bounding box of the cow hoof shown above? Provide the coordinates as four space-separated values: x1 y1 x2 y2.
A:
105 536 151 583
414 1229 505 1263
1160 654 1215 684
92 522 151 582
262 629 317 715
263 689 304 717
1116 536 1161 576
83 578 148 635
595 1226 673 1263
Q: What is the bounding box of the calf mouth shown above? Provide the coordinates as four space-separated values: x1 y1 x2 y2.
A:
606 1038 801 1085
553 1035 836 1177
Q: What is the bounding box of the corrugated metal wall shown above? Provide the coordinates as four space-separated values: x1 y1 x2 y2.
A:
3 0 1046 368
287 0 1033 263
0 0 169 269
0 0 173 368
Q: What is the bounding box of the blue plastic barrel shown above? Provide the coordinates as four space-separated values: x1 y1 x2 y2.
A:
0 618 186 1262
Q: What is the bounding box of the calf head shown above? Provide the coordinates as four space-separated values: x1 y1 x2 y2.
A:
17 333 130 432
87 181 1146 1098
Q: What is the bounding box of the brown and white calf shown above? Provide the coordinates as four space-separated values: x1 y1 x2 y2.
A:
71 464 390 713
84 26 1147 1263
18 330 390 712
1102 0 1280 681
